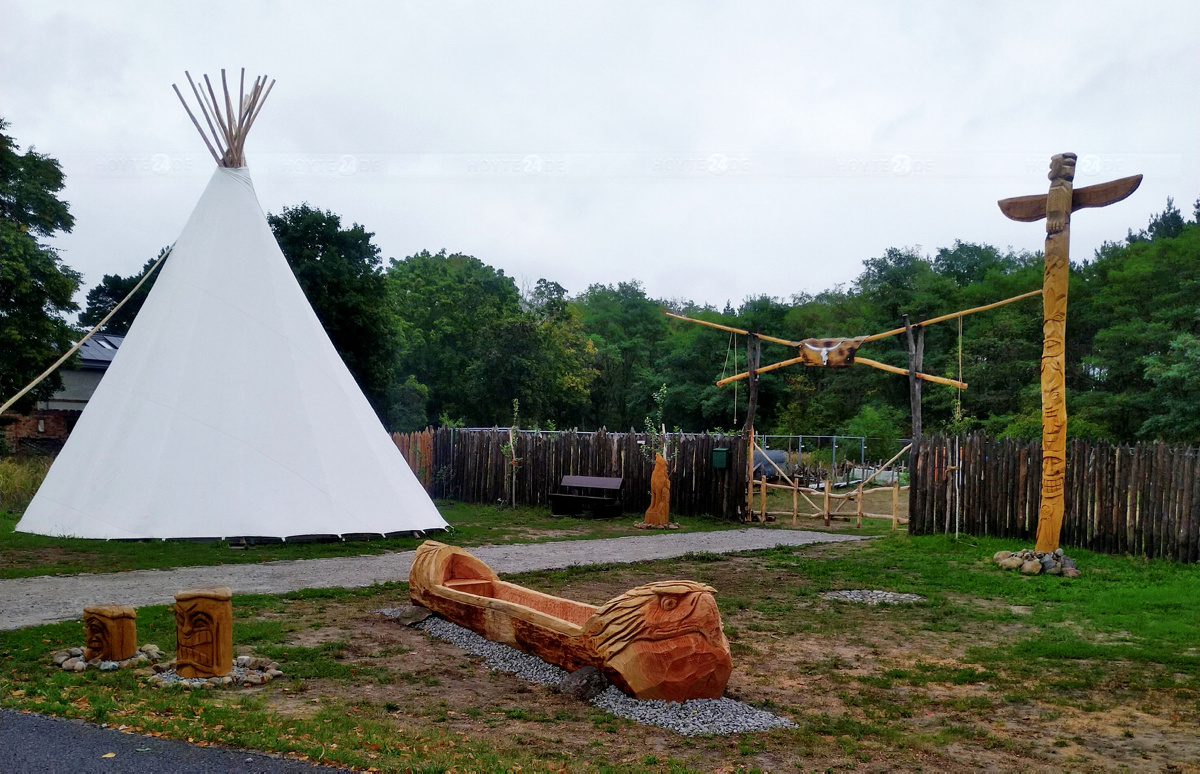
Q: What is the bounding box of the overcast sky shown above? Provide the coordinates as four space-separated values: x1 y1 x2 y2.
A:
3 1 1197 309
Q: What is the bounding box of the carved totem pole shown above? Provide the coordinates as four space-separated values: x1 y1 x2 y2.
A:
999 154 1140 552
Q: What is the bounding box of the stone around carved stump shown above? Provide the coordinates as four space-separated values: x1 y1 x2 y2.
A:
1019 560 1042 575
83 605 138 662
560 665 609 700
998 556 1024 571
174 587 233 679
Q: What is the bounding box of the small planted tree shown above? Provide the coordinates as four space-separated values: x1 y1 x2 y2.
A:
501 399 521 508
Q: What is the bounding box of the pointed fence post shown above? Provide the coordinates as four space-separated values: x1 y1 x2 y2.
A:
759 475 767 522
892 475 900 531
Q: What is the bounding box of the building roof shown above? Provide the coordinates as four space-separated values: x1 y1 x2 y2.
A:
75 334 125 369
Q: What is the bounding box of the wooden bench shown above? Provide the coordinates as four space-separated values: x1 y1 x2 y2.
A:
549 475 623 518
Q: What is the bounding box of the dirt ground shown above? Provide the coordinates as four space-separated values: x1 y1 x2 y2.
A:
228 548 1198 773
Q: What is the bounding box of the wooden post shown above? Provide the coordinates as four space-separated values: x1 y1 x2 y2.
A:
905 315 924 525
823 479 831 527
998 156 1141 552
759 475 767 522
743 333 761 521
856 482 863 529
892 475 900 531
792 478 799 524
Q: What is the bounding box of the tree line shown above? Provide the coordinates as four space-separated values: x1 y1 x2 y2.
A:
4 120 1198 453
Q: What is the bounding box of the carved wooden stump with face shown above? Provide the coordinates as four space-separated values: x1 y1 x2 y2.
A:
174 587 233 678
82 605 137 662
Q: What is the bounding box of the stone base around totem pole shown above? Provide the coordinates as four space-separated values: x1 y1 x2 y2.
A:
633 520 680 530
145 654 284 690
52 643 164 673
993 549 1080 577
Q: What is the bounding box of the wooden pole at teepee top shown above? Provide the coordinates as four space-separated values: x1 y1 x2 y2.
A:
173 69 275 168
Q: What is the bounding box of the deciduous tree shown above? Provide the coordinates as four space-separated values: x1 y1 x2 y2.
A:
0 119 80 412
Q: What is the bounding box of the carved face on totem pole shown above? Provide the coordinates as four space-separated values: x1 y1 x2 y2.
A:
1046 153 1077 234
584 580 732 702
82 605 137 662
1041 382 1067 489
1048 153 1077 185
174 587 233 679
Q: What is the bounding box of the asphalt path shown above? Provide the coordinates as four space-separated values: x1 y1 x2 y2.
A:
0 709 330 772
0 528 863 629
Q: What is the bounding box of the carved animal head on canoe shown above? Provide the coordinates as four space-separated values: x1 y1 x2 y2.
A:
584 581 724 658
584 580 732 701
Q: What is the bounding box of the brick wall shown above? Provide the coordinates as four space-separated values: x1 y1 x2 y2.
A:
1 410 80 455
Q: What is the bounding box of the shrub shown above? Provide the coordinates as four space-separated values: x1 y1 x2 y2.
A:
0 456 53 511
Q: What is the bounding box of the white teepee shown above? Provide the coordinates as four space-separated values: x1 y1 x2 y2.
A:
16 71 447 540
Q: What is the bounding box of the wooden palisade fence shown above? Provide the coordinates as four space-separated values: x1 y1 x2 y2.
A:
393 428 749 519
909 432 1199 563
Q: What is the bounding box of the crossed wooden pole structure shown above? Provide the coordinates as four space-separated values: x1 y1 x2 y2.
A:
666 293 1035 522
668 153 1141 545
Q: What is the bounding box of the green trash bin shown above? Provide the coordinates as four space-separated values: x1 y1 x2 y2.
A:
712 447 730 470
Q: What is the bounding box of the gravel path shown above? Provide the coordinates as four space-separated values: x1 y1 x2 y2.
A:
0 528 862 630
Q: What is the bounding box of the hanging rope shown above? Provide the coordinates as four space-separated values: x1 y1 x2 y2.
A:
0 246 172 416
717 329 739 428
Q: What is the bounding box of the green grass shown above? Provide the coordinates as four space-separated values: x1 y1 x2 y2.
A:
0 500 756 579
1 535 1196 770
759 534 1200 664
517 532 1200 705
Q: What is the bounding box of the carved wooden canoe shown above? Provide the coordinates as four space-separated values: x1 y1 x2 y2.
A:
409 541 732 702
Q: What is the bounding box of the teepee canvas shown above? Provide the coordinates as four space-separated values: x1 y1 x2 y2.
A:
17 71 447 540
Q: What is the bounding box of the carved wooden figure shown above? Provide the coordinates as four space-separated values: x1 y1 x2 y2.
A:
999 155 1140 552
409 541 731 702
644 453 671 526
797 336 867 367
174 587 233 678
83 605 137 662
